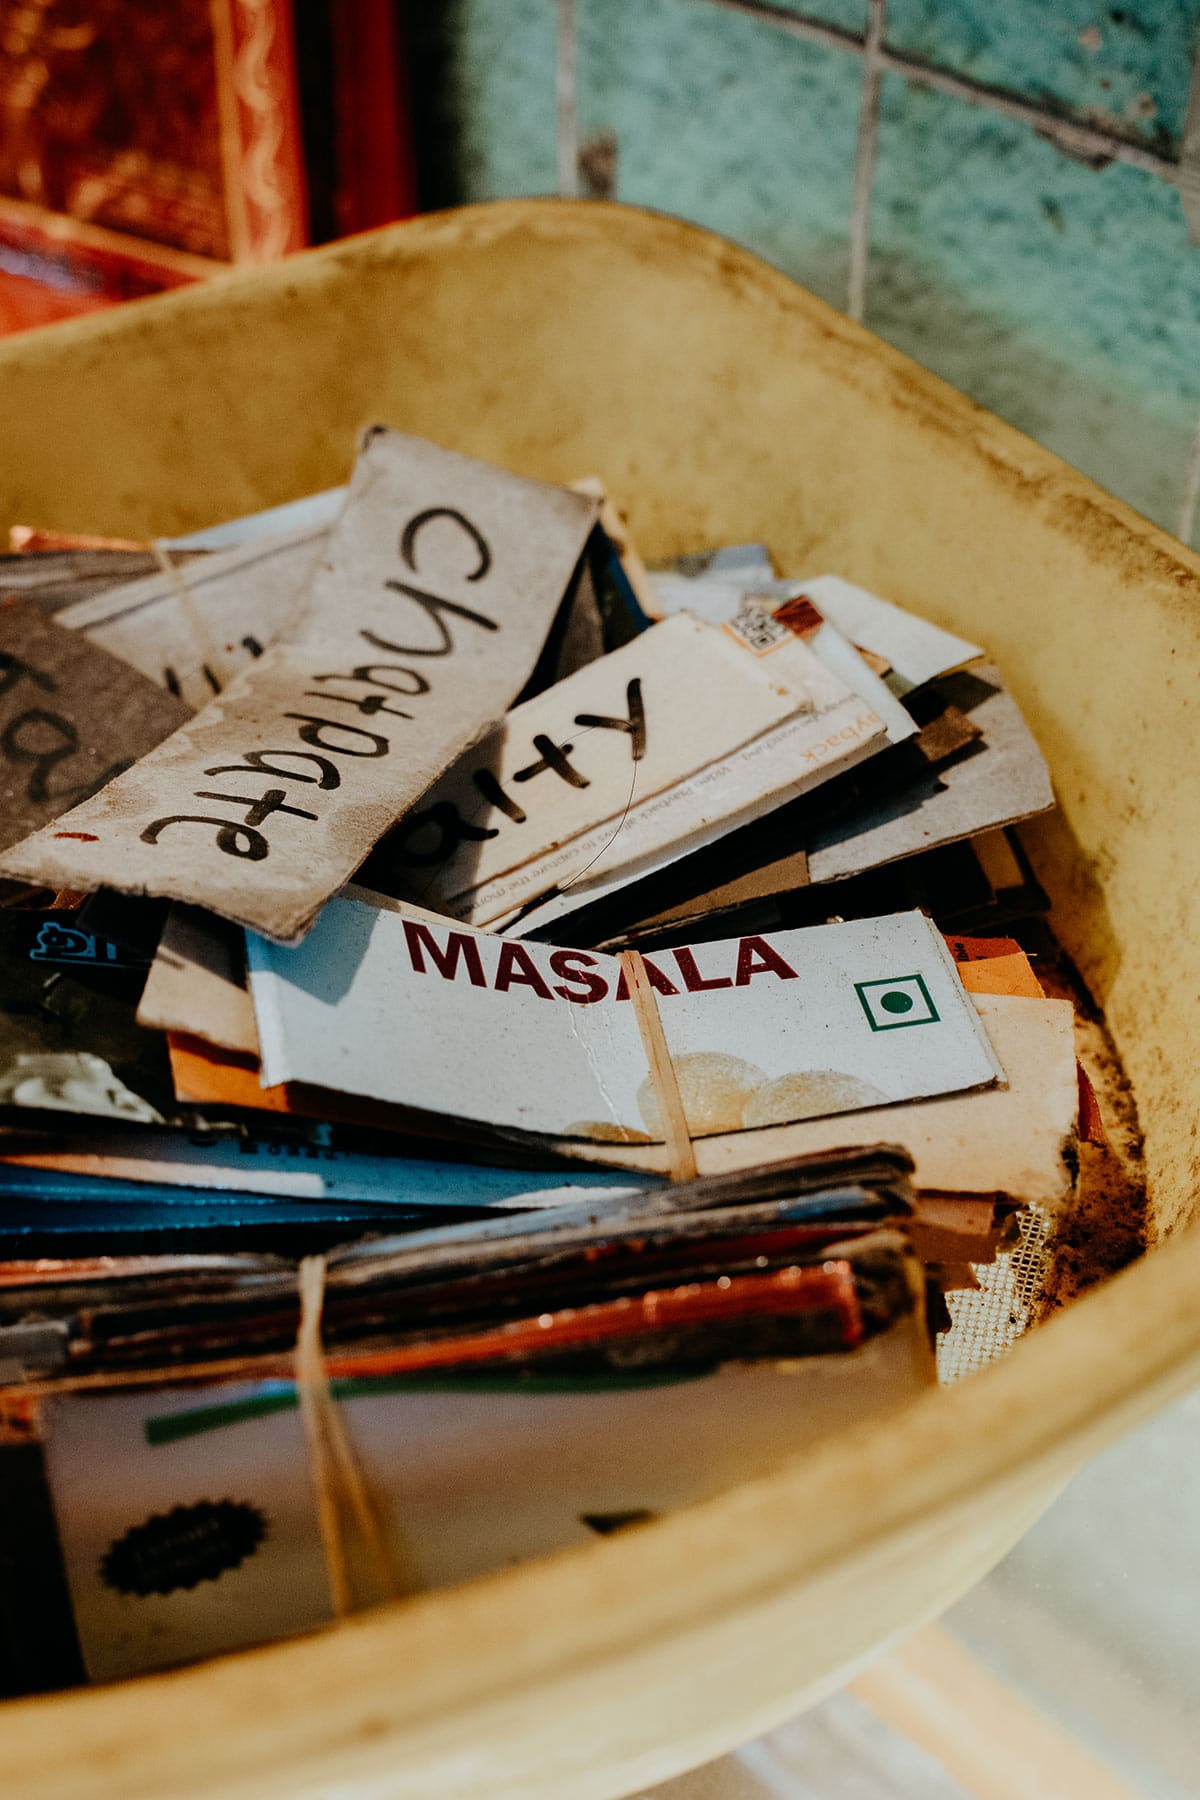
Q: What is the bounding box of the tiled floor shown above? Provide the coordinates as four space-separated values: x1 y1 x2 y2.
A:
633 1388 1200 1800
635 1690 977 1799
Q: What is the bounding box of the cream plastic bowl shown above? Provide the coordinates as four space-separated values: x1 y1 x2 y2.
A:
1 200 1199 1800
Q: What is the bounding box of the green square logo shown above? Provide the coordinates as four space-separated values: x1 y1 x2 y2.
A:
855 973 939 1031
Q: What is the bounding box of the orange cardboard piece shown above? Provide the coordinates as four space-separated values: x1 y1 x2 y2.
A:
944 933 1023 962
944 933 1045 998
946 940 1107 1140
1077 1063 1109 1147
165 1032 496 1157
167 1034 291 1113
955 952 1045 1000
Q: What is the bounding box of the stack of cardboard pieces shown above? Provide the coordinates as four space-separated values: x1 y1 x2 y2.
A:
0 428 1091 1689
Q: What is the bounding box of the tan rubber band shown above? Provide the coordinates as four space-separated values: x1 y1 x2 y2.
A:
296 1255 351 1617
150 538 235 689
619 949 698 1183
295 1255 403 1615
295 1252 402 1620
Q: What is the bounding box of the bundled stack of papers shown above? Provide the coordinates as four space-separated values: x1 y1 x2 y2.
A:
0 429 1105 1690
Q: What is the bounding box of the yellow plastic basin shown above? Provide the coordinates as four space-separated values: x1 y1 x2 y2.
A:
0 200 1198 1800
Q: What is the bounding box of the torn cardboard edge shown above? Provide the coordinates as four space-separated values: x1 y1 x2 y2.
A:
0 600 192 855
548 992 1079 1208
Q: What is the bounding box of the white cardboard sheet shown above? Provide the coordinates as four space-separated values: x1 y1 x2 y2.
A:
387 613 887 928
563 992 1077 1206
247 898 1002 1141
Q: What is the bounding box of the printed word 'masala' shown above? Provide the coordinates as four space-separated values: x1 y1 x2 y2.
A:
402 921 798 1004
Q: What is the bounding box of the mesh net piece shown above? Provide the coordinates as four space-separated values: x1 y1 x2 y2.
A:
936 1206 1054 1385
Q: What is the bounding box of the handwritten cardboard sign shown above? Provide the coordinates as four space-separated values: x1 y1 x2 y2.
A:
0 431 599 940
381 614 891 931
387 615 811 913
0 599 191 854
474 571 931 940
246 897 1003 1142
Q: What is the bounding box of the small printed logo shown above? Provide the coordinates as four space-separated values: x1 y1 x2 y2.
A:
770 594 825 639
722 598 791 656
29 921 149 969
30 923 96 964
854 974 939 1031
101 1500 267 1597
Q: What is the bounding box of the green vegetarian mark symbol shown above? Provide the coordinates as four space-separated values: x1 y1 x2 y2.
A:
855 974 939 1032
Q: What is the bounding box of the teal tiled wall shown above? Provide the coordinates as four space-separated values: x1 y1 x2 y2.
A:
409 1 1200 541
575 0 862 308
870 75 1200 528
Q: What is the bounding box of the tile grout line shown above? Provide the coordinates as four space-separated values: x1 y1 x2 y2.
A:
699 0 864 60
1176 412 1200 547
556 0 581 199
847 0 887 324
696 0 1179 182
876 39 1175 179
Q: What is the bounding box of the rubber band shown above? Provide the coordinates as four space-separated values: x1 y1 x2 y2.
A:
618 949 698 1183
295 1255 404 1615
295 1255 351 1617
150 538 234 690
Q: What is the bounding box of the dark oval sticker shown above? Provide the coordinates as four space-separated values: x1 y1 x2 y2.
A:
101 1500 267 1597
